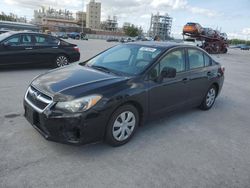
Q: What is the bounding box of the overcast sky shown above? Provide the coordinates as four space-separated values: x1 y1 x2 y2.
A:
0 0 250 39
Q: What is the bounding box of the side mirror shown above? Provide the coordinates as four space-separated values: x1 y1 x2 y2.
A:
158 67 176 82
161 67 176 78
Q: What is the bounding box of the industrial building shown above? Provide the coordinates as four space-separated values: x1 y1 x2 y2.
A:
86 0 101 29
101 16 118 31
33 7 79 32
148 13 172 40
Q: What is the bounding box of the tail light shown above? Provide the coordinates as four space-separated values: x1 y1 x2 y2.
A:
219 66 225 75
73 46 80 53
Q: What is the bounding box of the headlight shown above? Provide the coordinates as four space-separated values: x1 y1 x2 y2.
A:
55 95 102 113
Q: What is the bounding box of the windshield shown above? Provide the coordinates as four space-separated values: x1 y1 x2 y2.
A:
0 32 12 42
85 44 163 75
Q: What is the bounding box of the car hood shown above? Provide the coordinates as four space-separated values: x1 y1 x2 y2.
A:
31 64 127 101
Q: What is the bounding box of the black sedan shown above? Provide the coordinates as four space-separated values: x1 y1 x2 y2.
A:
0 31 80 68
24 42 224 146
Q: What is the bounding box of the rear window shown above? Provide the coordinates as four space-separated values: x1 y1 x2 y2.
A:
60 40 70 46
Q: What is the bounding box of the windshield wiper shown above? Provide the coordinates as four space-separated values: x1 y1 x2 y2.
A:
91 65 113 74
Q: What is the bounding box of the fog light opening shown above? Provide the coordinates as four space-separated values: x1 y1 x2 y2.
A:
65 128 81 143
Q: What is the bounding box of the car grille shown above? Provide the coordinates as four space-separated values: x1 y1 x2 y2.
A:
25 86 53 113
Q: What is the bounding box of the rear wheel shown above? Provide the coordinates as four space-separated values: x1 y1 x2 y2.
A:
200 85 217 110
54 55 69 68
105 104 139 146
204 46 212 54
222 47 228 54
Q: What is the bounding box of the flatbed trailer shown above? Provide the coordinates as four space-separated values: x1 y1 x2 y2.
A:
183 33 228 54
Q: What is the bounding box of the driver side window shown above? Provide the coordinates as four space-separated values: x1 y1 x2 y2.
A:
5 35 21 46
148 49 185 81
159 49 185 73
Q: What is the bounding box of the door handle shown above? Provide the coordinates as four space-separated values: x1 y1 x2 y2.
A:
25 47 33 50
182 78 190 83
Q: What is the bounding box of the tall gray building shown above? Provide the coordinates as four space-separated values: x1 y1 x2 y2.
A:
149 13 172 40
86 0 101 29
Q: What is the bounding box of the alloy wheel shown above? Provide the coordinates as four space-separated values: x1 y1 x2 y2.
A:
56 56 68 67
206 88 216 107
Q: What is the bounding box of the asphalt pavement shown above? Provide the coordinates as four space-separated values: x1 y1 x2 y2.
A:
0 40 250 188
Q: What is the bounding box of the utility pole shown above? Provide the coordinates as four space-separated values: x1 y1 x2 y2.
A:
82 0 84 33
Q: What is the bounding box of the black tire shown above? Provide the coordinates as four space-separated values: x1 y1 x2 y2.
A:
222 48 228 54
54 54 69 68
199 85 217 110
204 46 212 54
105 104 139 147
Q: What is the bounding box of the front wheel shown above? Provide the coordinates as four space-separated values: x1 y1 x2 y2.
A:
200 85 217 110
105 104 139 146
54 55 69 68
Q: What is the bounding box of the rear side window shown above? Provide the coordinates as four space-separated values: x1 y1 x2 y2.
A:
34 35 59 46
48 36 59 46
35 36 46 43
188 49 204 69
204 54 211 66
21 34 33 45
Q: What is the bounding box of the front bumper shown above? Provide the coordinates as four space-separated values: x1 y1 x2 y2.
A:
24 100 108 145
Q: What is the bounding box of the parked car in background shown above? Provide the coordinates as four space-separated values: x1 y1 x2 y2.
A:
68 32 80 40
24 42 224 146
125 37 135 42
120 37 125 43
57 32 69 39
121 37 135 43
0 31 80 68
134 35 144 41
183 38 202 47
106 37 119 42
183 22 203 35
230 44 245 49
142 37 153 41
240 44 250 50
219 33 228 40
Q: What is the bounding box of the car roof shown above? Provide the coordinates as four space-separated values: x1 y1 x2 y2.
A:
127 41 199 50
4 31 52 37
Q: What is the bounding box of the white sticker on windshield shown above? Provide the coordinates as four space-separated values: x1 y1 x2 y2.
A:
139 47 157 52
